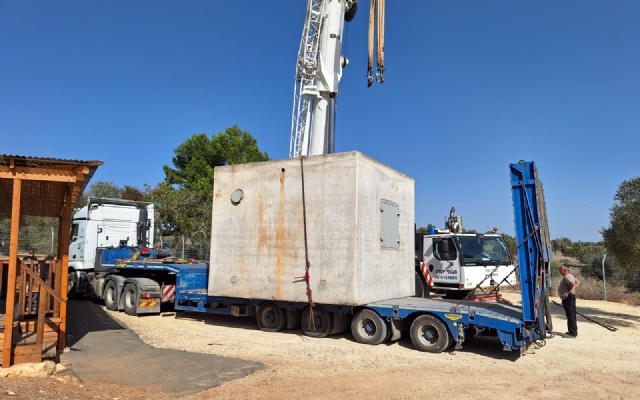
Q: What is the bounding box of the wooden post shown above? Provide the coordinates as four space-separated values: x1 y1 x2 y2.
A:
53 223 65 317
2 178 22 367
36 279 47 346
18 266 26 316
0 261 4 298
57 187 73 351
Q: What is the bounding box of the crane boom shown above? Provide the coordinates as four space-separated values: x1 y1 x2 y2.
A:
290 0 357 158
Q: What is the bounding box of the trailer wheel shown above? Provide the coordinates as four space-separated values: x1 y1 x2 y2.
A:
256 302 287 332
410 314 451 353
103 280 119 311
301 306 333 338
67 271 80 299
122 283 139 316
351 309 388 345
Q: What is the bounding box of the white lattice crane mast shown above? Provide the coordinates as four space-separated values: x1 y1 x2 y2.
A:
290 0 359 158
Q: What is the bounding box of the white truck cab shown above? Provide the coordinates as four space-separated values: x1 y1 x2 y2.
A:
416 231 516 298
68 198 154 297
415 208 517 299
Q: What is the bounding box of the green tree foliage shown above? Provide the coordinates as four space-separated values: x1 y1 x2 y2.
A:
601 177 640 290
149 182 212 238
86 181 122 199
601 177 640 268
120 185 149 202
584 256 615 281
163 133 220 196
0 214 58 256
155 126 269 237
163 125 269 198
76 181 123 208
552 237 606 266
565 241 606 265
499 232 517 259
622 266 640 292
552 237 573 254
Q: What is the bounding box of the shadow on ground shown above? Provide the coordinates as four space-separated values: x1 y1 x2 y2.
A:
61 299 265 397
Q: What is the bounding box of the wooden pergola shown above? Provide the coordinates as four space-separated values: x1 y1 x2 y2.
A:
0 154 102 367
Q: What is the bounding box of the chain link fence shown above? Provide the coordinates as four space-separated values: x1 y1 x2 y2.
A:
155 235 211 262
0 221 59 258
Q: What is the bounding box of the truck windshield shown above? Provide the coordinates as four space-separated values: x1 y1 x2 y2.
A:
457 236 512 266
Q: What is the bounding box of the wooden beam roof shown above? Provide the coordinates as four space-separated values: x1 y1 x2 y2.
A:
0 155 102 217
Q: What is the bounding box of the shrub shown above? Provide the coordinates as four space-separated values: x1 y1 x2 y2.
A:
551 270 638 305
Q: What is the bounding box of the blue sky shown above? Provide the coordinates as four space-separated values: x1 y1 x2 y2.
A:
1 1 638 242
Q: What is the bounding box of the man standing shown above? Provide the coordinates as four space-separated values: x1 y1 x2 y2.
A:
558 265 580 337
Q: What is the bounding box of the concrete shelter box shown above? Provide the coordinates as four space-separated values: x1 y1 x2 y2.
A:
208 151 415 305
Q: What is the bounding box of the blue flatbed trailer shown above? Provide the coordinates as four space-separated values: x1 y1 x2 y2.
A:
96 160 552 355
170 261 534 354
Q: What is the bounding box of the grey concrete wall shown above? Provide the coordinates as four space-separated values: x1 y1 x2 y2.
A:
208 151 414 305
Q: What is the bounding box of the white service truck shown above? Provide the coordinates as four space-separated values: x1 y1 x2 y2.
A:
67 198 154 298
415 208 517 299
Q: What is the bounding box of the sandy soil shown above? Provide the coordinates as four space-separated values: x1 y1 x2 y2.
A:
118 292 640 399
2 292 639 399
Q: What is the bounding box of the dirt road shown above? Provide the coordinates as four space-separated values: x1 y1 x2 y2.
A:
112 293 640 399
2 293 639 399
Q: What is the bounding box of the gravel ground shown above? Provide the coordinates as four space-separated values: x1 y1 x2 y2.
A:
2 292 639 399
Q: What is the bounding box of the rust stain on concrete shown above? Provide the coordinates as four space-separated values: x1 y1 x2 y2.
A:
275 168 286 300
257 193 266 253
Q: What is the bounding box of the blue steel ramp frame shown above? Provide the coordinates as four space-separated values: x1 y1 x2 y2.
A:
510 161 553 340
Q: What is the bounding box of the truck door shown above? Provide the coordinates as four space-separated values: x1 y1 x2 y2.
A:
68 222 84 268
423 236 461 288
97 222 134 248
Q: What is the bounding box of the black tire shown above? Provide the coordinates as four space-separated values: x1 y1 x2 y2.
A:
67 271 80 300
122 283 138 316
410 314 452 353
256 302 287 332
103 280 119 311
301 306 333 338
351 309 388 345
